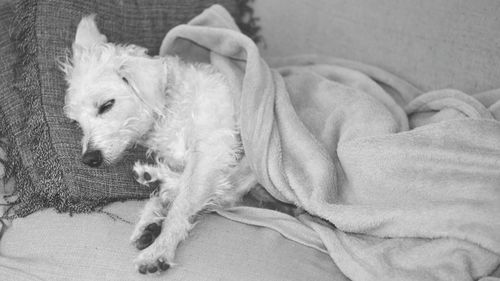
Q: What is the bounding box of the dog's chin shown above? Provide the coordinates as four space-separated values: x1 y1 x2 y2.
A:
101 152 126 167
101 145 139 167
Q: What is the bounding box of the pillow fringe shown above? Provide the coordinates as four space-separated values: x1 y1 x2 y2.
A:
8 0 97 218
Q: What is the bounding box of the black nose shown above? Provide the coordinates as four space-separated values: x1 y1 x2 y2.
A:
82 150 103 167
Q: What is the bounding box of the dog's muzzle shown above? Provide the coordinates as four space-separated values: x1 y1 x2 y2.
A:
82 149 103 167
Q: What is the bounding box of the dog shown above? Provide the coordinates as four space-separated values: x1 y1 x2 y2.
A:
59 15 264 274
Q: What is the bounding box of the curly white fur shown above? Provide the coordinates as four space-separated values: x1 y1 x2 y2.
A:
60 15 258 274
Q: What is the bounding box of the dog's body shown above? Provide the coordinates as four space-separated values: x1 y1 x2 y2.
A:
61 15 259 274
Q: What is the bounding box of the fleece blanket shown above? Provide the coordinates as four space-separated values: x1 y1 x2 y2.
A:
159 5 500 281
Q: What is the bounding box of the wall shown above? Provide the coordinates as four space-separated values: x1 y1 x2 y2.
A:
254 0 500 93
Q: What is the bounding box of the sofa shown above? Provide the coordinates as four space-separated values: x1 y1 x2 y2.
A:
1 0 500 280
0 1 348 280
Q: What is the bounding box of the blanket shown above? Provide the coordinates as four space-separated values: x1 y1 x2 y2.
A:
159 5 500 281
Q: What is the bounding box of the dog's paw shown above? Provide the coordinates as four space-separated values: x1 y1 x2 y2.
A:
137 258 171 274
132 222 162 250
135 243 174 274
133 162 161 189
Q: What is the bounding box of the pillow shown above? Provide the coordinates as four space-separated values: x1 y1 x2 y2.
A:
1 0 259 217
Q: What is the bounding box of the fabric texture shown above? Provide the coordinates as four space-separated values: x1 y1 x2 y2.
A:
0 200 345 281
0 0 15 183
159 5 500 281
1 0 254 218
0 0 17 228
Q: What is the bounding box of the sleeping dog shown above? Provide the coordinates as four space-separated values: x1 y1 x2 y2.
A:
60 15 261 274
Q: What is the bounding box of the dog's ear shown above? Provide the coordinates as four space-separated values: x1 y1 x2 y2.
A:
73 14 107 52
116 57 153 98
117 57 167 112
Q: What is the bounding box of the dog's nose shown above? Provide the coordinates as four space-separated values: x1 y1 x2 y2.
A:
82 150 103 167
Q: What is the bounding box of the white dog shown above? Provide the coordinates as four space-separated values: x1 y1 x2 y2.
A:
60 15 262 274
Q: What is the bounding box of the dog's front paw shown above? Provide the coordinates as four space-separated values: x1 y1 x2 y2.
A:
131 222 162 250
135 243 174 274
137 258 171 274
133 162 161 189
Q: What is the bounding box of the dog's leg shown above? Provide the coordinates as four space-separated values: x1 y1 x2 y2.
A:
131 161 181 250
218 157 258 207
134 138 236 274
130 196 165 250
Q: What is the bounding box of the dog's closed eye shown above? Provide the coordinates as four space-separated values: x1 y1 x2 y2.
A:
98 99 115 115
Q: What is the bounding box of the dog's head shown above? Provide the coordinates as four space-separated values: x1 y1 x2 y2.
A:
59 15 166 167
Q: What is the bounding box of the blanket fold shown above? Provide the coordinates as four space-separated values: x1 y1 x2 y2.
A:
159 5 500 281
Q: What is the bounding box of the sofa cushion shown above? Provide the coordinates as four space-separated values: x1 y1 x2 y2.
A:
1 0 250 217
0 201 347 281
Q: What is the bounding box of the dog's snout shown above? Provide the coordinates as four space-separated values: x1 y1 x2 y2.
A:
82 150 103 167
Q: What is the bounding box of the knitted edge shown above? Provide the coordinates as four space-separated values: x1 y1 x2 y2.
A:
7 0 100 218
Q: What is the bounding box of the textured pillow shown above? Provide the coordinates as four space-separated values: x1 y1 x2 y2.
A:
0 0 17 215
1 0 259 217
